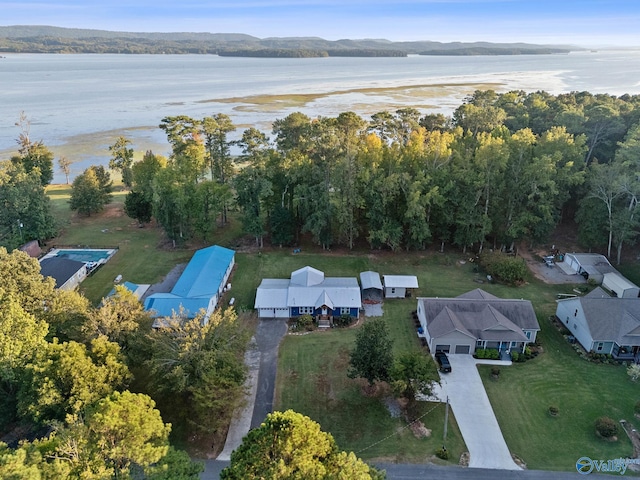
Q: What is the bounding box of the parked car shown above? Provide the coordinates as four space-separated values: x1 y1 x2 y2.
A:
435 351 452 373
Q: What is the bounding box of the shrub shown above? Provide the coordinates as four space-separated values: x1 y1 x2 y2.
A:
435 447 449 460
595 416 618 438
511 351 521 362
548 405 559 416
478 252 528 285
295 314 314 331
474 348 500 360
491 366 501 377
334 313 354 328
628 364 640 382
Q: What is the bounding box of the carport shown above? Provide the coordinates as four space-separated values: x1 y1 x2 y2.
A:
360 271 383 303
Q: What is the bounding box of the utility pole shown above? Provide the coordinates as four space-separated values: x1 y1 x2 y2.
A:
443 395 449 444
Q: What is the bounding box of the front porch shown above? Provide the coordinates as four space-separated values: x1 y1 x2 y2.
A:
612 344 640 363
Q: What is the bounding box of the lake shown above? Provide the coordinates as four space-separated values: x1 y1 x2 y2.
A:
1 50 639 183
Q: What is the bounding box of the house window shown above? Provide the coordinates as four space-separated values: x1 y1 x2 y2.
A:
391 288 396 294
596 342 604 351
525 331 532 340
340 307 351 315
476 340 484 347
299 306 313 315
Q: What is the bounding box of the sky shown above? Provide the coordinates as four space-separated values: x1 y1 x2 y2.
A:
2 0 640 47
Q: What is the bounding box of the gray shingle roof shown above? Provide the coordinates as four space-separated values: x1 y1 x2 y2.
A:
575 297 640 346
419 289 539 342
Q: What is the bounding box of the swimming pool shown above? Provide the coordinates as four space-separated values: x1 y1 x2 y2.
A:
52 249 116 264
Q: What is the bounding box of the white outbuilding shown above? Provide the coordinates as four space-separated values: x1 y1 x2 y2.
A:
382 275 419 298
602 272 640 298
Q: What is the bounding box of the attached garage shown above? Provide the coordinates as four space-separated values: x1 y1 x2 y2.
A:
455 345 471 354
254 279 290 319
435 344 450 353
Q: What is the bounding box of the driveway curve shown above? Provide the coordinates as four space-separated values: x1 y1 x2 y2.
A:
431 355 520 470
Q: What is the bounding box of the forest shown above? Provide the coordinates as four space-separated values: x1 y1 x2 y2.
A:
3 90 640 265
113 90 640 265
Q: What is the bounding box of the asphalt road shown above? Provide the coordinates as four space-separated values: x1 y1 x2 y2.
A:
249 318 288 429
201 460 611 479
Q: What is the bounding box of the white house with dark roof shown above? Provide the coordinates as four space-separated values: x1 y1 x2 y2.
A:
556 287 640 360
39 257 87 291
254 266 361 325
417 289 540 355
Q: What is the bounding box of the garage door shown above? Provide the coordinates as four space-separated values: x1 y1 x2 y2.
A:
435 344 450 353
455 345 470 354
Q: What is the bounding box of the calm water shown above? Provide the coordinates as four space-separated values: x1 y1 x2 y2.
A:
1 51 639 182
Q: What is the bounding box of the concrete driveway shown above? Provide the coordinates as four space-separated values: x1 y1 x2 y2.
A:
431 355 520 470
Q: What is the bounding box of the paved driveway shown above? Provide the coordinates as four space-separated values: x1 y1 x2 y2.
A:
216 318 288 460
431 355 520 470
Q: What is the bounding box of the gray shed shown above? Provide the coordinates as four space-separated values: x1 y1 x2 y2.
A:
360 271 383 303
602 272 640 298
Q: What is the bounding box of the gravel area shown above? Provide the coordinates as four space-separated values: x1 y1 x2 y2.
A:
139 263 187 301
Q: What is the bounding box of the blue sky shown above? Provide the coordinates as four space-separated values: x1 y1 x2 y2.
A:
2 0 639 46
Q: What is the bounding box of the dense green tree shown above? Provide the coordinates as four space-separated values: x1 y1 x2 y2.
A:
390 352 435 411
124 191 153 226
0 290 48 378
69 166 113 216
0 247 55 316
18 337 131 424
142 446 203 480
202 113 236 183
131 150 167 202
108 136 134 188
585 162 626 258
85 391 171 477
221 410 383 480
348 318 394 386
82 285 150 348
145 309 248 435
0 162 57 249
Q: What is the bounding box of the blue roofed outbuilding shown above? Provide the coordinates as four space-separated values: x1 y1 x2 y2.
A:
144 245 235 324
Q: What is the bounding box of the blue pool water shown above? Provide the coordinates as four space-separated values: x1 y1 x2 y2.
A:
55 249 114 263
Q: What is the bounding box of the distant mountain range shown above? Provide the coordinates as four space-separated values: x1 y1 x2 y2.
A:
0 25 577 57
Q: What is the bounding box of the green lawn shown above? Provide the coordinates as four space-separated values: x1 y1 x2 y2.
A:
263 249 640 469
45 186 238 304
41 191 640 469
480 314 636 471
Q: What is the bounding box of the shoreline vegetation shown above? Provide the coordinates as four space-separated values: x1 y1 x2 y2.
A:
0 25 574 57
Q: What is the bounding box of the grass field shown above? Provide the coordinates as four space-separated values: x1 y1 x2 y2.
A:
43 187 640 469
480 314 637 471
45 185 242 304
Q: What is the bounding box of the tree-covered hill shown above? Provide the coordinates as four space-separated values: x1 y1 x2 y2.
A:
0 25 575 56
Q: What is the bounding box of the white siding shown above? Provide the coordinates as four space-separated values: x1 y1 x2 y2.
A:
385 287 406 298
556 299 593 352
